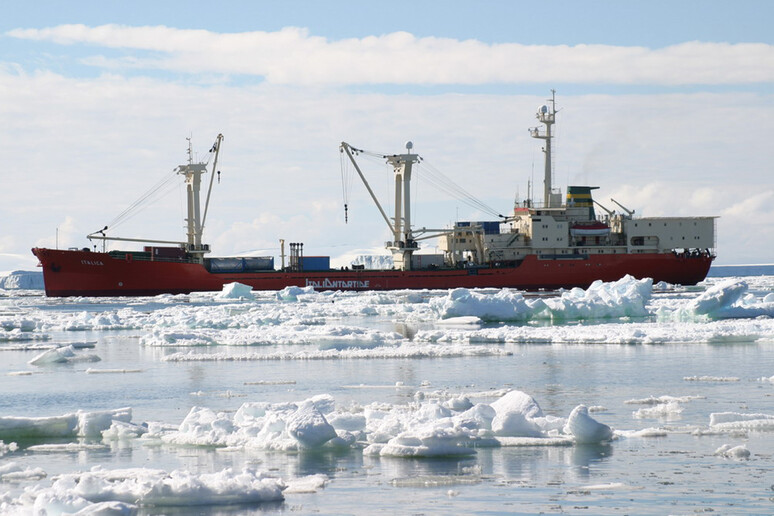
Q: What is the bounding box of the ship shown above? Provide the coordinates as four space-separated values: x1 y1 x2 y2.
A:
32 92 716 297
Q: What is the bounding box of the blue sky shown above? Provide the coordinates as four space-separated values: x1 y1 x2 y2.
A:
1 1 772 270
4 0 772 45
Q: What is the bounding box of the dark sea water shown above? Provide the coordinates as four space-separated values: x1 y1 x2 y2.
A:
708 264 774 277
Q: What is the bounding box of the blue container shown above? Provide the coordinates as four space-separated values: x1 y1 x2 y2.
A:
243 257 274 271
301 256 330 271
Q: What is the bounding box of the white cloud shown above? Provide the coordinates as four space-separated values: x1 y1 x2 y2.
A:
7 25 774 85
2 25 773 269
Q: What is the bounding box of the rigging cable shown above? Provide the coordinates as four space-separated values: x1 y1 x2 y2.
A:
415 159 505 219
341 144 506 223
105 150 215 233
106 169 180 232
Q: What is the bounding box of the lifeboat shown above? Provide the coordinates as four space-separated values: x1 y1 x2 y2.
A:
570 221 611 237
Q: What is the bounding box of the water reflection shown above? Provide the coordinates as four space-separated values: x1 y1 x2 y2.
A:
570 443 614 478
364 454 479 483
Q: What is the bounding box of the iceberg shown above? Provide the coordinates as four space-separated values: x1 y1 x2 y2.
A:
0 270 44 290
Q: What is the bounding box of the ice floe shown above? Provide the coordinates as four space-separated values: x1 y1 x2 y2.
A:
145 390 618 457
0 408 131 440
564 405 614 444
709 412 774 431
161 343 510 362
683 375 740 382
0 273 770 513
435 275 653 322
217 281 255 300
0 391 616 459
632 402 684 420
676 279 774 319
28 345 101 366
0 440 18 457
2 275 773 357
10 466 285 514
0 461 46 481
714 443 751 459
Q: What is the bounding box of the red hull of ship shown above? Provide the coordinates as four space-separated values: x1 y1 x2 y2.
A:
32 247 713 297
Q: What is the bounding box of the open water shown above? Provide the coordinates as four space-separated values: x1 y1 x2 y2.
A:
0 267 773 514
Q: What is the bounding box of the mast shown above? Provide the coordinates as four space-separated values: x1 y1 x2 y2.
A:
176 134 223 260
385 142 420 270
339 141 420 271
87 134 223 257
529 89 557 208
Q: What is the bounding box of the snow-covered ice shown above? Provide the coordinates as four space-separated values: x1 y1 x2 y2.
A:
0 408 131 440
0 270 43 290
0 272 772 513
564 405 614 443
714 443 751 459
14 466 285 514
28 345 101 366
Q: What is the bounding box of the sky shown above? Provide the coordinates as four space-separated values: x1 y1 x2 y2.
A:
1 0 772 272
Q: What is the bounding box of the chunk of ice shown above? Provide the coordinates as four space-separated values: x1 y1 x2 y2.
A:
564 405 613 444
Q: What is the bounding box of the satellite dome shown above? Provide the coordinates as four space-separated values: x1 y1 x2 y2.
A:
405 141 413 151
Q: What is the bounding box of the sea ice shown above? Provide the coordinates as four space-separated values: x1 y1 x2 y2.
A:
101 421 148 441
714 443 751 459
683 375 739 382
632 402 684 420
283 474 329 494
364 424 477 457
161 342 509 362
19 466 285 513
490 390 544 420
0 461 47 480
625 395 703 405
437 287 541 321
435 275 653 322
680 278 774 319
28 345 101 366
217 281 255 300
159 396 340 451
687 279 748 315
285 400 338 448
0 440 18 457
709 411 774 431
564 405 613 444
162 406 236 447
276 285 315 301
489 390 545 437
0 408 131 440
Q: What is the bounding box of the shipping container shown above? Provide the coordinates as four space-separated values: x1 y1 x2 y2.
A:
206 257 245 273
301 256 330 271
109 251 151 260
243 256 274 271
144 246 187 260
206 257 275 273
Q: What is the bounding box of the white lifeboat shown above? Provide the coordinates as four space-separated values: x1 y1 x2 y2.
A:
570 221 611 237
